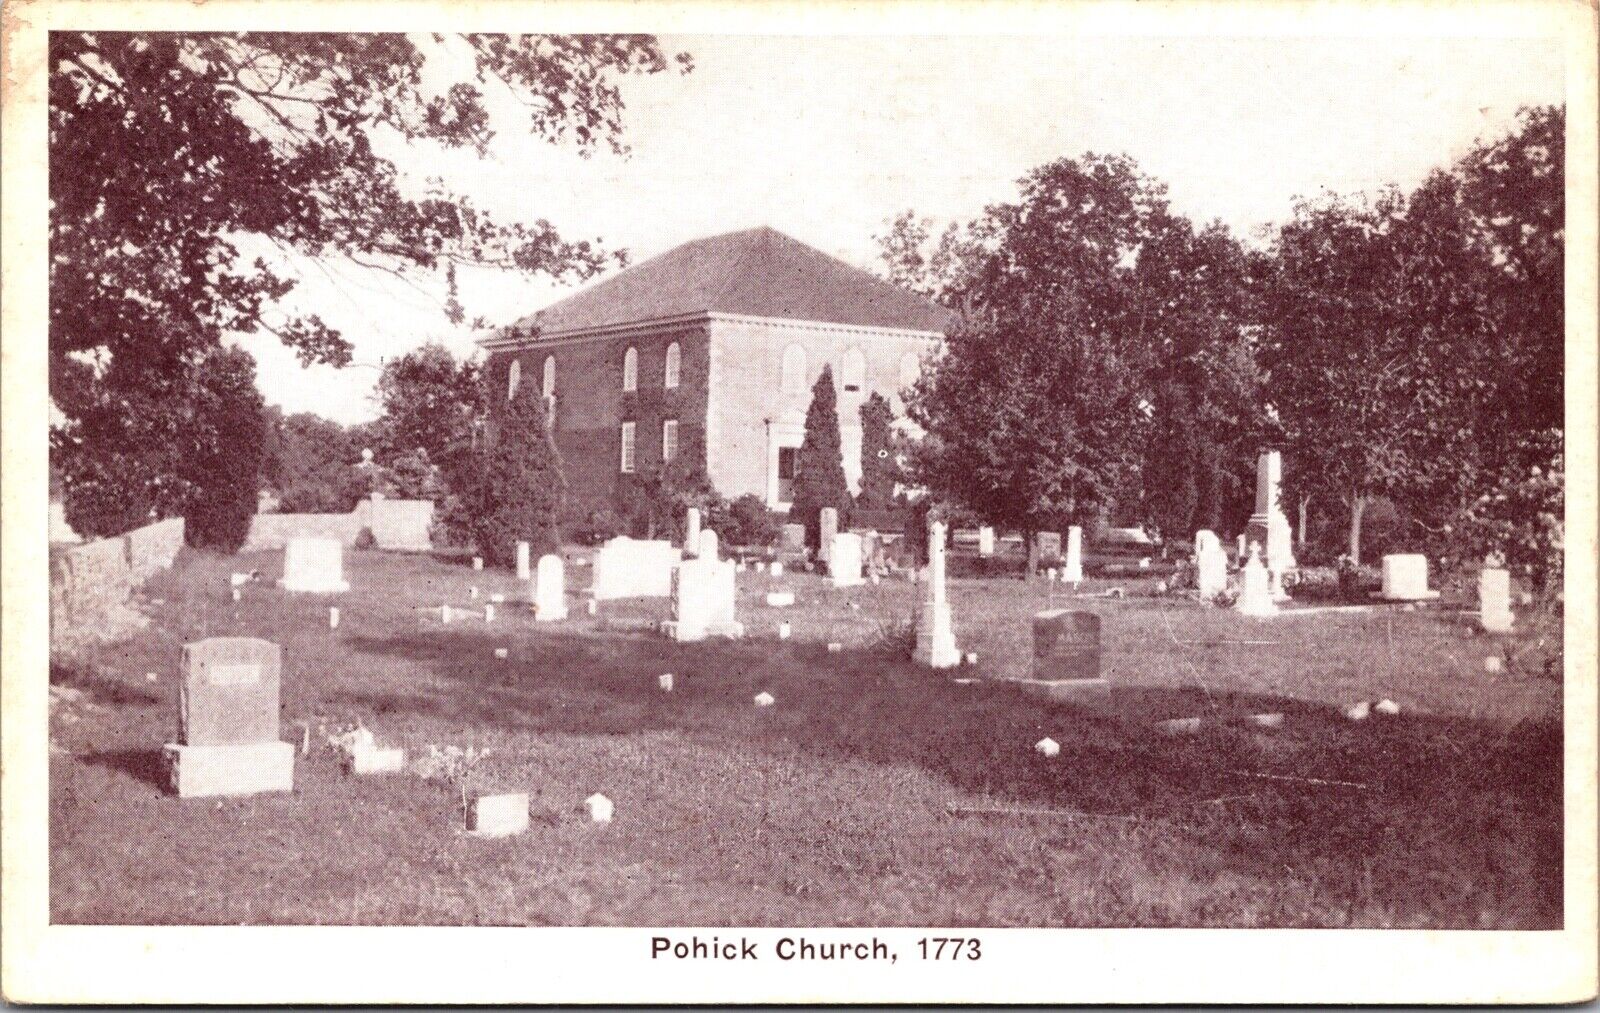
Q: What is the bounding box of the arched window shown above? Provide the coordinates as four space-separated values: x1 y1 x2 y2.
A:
506 359 521 402
781 344 807 395
622 346 638 392
898 352 920 392
542 355 556 398
664 342 681 389
842 347 866 393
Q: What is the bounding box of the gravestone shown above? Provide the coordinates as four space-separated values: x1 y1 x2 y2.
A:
163 637 294 797
819 508 839 564
914 521 960 668
280 537 350 593
590 536 682 600
535 554 567 621
1479 566 1514 633
1062 526 1084 584
1035 530 1062 563
697 528 720 562
1033 610 1101 681
830 532 864 588
1011 609 1111 705
1377 554 1439 601
978 527 995 557
1234 544 1278 617
663 556 743 642
1245 451 1296 600
684 507 702 557
468 792 529 837
779 523 807 555
516 541 531 581
1194 529 1229 600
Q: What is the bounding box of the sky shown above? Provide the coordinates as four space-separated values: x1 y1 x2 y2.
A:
238 33 1565 424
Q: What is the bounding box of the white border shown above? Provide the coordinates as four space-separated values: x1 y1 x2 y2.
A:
4 0 1596 1004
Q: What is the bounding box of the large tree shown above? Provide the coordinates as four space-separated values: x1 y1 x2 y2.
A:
373 342 484 463
50 33 687 533
1261 106 1563 564
904 154 1180 571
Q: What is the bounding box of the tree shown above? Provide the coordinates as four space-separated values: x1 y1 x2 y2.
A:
856 392 899 513
1126 215 1269 541
50 33 687 531
462 393 566 566
1261 109 1563 566
906 154 1176 574
373 343 485 463
789 366 852 550
872 211 979 304
264 411 364 513
183 347 266 551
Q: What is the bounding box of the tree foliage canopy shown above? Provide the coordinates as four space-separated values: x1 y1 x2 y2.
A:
50 32 685 538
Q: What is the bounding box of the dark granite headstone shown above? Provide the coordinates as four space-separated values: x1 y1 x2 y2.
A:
1032 609 1100 681
179 637 282 747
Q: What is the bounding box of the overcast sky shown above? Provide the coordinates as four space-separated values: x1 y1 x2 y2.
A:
238 33 1564 425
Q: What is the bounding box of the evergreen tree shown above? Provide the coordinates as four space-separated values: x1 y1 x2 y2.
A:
856 392 899 512
466 393 567 567
183 347 266 552
790 366 851 550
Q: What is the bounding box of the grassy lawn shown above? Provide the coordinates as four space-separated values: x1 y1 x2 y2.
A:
49 546 1562 927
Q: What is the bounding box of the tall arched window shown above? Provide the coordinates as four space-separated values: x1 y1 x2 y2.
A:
542 355 556 398
506 359 521 402
781 344 807 395
622 346 638 392
664 341 681 389
842 347 866 393
898 351 920 392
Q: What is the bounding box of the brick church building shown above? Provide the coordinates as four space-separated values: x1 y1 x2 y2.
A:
481 226 954 517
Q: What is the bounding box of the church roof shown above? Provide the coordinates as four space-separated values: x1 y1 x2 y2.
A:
506 226 955 337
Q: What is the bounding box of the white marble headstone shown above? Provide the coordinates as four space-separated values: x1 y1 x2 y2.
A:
280 537 350 593
535 554 567 621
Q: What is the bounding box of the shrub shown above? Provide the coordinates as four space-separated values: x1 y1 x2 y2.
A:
574 508 625 546
353 527 377 550
183 347 265 553
712 493 780 549
461 394 567 567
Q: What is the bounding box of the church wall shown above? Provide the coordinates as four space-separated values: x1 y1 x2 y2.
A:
486 323 711 522
705 317 940 509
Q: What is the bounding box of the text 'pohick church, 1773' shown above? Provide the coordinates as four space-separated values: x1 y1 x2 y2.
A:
480 226 955 517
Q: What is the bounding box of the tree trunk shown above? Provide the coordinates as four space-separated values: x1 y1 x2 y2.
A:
1297 495 1311 551
1024 523 1039 581
1348 494 1366 567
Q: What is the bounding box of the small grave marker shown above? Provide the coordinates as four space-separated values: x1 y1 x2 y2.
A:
468 793 529 837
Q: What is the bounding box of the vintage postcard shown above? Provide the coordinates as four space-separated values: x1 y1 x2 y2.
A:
3 0 1596 1003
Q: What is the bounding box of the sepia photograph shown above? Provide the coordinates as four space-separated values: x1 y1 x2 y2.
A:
3 0 1596 1004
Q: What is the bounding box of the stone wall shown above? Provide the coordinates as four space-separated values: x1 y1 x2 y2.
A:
50 517 185 654
239 498 435 552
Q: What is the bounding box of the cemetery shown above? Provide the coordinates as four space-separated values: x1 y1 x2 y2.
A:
36 29 1570 949
47 503 1562 928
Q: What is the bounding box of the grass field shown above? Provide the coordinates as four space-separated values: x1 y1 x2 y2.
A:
49 546 1562 927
